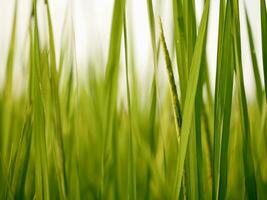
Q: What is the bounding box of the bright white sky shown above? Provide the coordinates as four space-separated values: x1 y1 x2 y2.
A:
0 0 266 98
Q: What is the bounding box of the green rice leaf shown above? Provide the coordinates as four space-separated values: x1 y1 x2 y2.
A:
172 0 210 198
159 18 182 137
233 1 258 198
245 8 263 110
123 11 136 200
100 0 125 198
216 1 235 199
260 0 267 99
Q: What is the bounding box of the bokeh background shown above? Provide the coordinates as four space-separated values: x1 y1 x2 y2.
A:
0 0 265 97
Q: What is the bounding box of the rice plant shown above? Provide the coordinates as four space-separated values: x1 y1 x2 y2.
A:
0 0 267 199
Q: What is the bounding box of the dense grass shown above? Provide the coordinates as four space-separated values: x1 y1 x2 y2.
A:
0 0 267 199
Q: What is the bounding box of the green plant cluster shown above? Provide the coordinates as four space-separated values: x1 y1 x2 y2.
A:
0 0 267 199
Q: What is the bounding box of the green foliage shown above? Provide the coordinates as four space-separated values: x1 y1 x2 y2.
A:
0 0 267 199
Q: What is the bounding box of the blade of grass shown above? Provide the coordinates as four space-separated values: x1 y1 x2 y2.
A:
245 7 263 110
260 0 267 99
159 19 182 139
194 57 205 200
212 0 227 198
202 58 213 170
171 0 210 198
0 156 12 199
100 0 125 198
123 11 136 200
216 1 235 199
160 18 186 200
184 0 197 71
217 27 234 200
1 0 18 161
233 1 258 198
146 1 159 198
10 106 33 199
183 1 200 199
172 0 187 103
45 0 68 198
31 2 50 198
